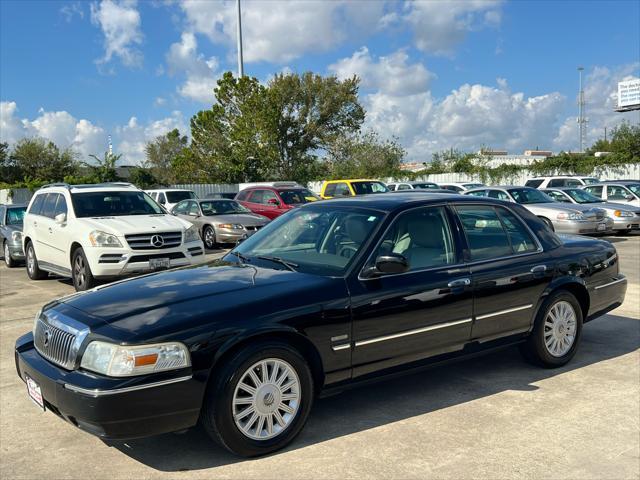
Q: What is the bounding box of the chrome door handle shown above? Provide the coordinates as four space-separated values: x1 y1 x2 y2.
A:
448 278 471 288
33 221 38 227
530 265 547 273
48 227 53 233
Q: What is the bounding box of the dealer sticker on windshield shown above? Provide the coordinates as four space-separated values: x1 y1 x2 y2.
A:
25 375 45 411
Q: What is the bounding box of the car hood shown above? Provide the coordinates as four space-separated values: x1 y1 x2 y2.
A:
2 224 23 234
522 203 590 216
206 213 269 225
57 260 341 338
596 202 640 214
78 214 190 235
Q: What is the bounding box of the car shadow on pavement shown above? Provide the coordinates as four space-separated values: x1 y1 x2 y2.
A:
105 313 639 472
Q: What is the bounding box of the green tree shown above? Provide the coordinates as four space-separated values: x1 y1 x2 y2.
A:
10 137 79 181
0 142 22 183
145 129 188 185
88 151 122 182
326 132 405 179
606 122 640 163
129 167 158 189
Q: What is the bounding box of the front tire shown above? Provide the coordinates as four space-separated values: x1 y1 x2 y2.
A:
25 242 47 279
3 241 17 268
200 341 314 457
203 225 217 250
72 248 97 291
520 291 583 368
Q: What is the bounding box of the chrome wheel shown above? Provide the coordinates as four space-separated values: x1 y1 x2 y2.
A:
74 254 86 289
26 245 35 274
544 300 577 357
232 358 301 441
204 227 215 249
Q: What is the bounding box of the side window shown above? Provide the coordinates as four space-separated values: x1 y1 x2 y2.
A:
28 194 46 215
456 205 514 261
466 190 487 197
566 179 582 187
248 190 263 204
372 206 456 271
188 201 200 215
607 185 630 200
262 190 278 204
53 195 68 218
0 207 5 225
488 190 510 200
158 192 167 204
495 208 538 253
334 183 351 197
236 191 249 201
397 184 412 191
41 193 59 219
548 179 565 187
173 201 188 214
584 186 603 197
546 191 567 202
323 183 337 197
387 184 397 191
525 179 544 188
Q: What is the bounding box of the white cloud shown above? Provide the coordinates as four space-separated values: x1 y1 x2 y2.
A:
404 0 504 56
554 64 640 151
166 32 219 103
90 0 144 68
115 110 188 164
329 47 435 96
60 2 85 22
1 101 106 160
179 0 388 64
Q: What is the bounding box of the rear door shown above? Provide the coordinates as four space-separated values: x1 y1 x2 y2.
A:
35 193 59 265
454 204 551 341
49 194 72 269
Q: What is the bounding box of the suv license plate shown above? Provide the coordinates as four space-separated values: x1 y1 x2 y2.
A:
597 223 607 231
25 375 45 411
149 258 170 270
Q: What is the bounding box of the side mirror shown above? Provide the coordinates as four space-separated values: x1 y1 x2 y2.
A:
362 254 410 278
267 198 280 206
159 198 166 205
627 195 635 201
54 213 66 225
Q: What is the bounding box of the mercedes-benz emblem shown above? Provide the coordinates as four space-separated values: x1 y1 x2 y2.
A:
150 235 164 248
43 329 50 348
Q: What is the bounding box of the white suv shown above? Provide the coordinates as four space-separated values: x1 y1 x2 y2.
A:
145 188 197 211
524 176 599 189
23 183 204 291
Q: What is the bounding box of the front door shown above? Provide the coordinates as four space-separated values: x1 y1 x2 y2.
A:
454 203 552 340
348 205 473 378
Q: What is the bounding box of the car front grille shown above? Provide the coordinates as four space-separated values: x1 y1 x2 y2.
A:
125 231 182 250
34 317 77 370
244 225 262 232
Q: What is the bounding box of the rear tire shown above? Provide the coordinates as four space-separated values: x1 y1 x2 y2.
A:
72 248 97 291
539 216 555 232
200 341 314 457
203 225 217 250
520 291 583 368
3 241 17 268
25 242 47 280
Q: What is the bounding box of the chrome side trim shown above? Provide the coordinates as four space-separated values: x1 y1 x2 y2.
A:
330 334 349 342
594 277 626 290
355 318 472 347
64 375 192 397
476 304 533 320
332 344 351 351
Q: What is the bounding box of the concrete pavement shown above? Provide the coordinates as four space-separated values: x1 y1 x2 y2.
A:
1 237 638 479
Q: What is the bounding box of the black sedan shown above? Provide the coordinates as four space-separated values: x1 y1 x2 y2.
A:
15 193 627 457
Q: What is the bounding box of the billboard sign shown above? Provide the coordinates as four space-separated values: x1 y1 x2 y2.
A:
618 79 640 109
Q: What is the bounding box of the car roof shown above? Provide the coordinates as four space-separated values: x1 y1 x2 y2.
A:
146 188 193 192
586 182 640 186
36 183 141 194
309 192 487 211
324 179 381 183
439 182 482 186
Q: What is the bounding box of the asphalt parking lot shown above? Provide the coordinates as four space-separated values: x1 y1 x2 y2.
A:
1 237 639 479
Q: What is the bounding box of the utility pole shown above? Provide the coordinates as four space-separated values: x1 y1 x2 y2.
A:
236 0 244 78
577 67 587 152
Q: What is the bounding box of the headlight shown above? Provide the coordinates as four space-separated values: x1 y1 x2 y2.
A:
11 231 22 242
32 309 42 337
88 230 122 247
556 212 585 221
80 341 190 377
613 210 634 218
218 223 244 230
184 225 201 242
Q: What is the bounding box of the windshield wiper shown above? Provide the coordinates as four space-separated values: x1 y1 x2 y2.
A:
256 255 299 272
228 251 250 264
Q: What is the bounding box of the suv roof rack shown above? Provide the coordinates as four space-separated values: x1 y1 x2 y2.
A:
39 182 137 190
40 182 71 189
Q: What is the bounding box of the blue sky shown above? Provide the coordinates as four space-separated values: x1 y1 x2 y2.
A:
1 0 639 164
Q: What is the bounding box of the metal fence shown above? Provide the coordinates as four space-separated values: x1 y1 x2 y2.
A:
170 183 239 198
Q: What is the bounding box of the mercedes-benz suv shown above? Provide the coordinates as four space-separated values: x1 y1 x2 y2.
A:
22 183 205 291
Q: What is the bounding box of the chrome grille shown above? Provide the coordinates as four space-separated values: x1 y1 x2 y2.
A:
34 318 77 370
125 231 182 250
245 225 262 232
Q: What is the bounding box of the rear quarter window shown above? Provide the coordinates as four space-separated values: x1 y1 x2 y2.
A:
525 179 544 188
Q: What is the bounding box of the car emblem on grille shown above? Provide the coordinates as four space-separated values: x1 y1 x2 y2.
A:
43 328 50 348
151 235 164 248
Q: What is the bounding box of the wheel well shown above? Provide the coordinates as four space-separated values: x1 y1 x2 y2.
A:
69 242 83 264
555 283 590 320
23 236 32 248
212 331 325 395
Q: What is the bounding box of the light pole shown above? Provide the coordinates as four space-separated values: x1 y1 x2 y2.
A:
236 0 244 78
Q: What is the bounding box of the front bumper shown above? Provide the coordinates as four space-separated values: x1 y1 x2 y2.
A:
611 216 640 231
554 218 613 235
84 241 205 278
14 333 205 440
216 227 262 243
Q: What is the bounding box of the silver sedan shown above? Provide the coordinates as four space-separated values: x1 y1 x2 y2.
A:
172 199 270 249
542 187 640 234
464 186 613 235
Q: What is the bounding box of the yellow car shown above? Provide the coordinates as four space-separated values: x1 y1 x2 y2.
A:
320 179 389 199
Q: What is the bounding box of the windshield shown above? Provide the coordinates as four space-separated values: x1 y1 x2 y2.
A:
582 178 599 185
564 189 603 203
231 206 384 276
351 181 389 195
6 206 26 225
625 184 640 196
412 183 439 189
72 191 164 217
508 188 554 204
201 200 251 215
166 191 196 203
278 189 320 205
